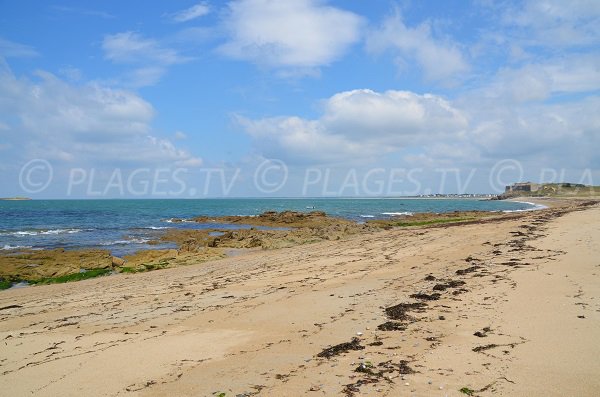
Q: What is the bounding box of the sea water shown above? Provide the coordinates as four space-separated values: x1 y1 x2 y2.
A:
0 198 537 256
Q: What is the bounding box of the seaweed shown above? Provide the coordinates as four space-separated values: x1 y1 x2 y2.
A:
384 302 427 320
29 268 111 285
317 337 364 359
409 292 441 301
377 321 407 331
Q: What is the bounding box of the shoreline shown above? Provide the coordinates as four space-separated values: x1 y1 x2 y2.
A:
0 203 544 287
505 199 549 211
0 200 598 395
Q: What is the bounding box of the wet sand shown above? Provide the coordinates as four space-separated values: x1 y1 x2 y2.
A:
0 201 598 396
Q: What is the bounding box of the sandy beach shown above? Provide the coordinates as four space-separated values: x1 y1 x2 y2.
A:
1 200 598 396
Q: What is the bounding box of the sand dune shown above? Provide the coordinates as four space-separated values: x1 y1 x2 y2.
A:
1 202 598 396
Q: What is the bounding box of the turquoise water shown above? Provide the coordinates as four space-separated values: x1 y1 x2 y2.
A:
0 198 536 255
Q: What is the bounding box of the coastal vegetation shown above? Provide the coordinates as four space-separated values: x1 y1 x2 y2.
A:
0 279 12 290
28 268 111 285
499 183 600 199
366 210 500 229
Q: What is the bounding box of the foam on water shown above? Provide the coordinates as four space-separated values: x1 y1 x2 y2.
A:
5 228 83 236
99 238 152 246
2 244 33 250
502 201 548 212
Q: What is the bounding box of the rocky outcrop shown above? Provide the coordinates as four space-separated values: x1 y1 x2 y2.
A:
111 256 126 267
0 249 113 282
192 210 343 228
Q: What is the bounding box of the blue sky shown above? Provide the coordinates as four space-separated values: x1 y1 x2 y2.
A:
0 0 599 197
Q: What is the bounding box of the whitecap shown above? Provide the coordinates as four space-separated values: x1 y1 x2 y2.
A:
10 228 83 236
40 228 82 235
381 212 414 216
502 201 548 213
12 231 39 236
164 218 194 223
99 238 151 246
2 244 32 250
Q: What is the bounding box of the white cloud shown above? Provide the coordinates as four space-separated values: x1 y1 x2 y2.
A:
486 65 553 102
219 0 363 70
366 11 469 83
238 85 600 171
58 66 83 82
237 89 468 163
237 115 369 163
472 54 600 103
0 37 38 58
503 0 600 47
0 67 202 167
102 32 190 87
466 96 600 168
542 55 600 93
322 90 467 139
174 131 188 140
103 32 186 65
51 5 115 19
6 70 154 139
170 2 211 22
127 66 167 88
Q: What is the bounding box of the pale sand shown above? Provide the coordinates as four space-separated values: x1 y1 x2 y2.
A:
0 203 598 396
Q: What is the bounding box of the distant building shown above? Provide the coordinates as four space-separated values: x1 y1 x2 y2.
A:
505 182 540 193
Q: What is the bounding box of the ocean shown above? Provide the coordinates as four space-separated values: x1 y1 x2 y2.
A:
0 198 539 256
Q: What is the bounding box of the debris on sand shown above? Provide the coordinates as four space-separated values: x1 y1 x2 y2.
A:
384 302 427 320
409 292 441 301
317 337 364 359
473 327 491 338
472 343 499 352
395 360 416 374
377 321 407 331
432 280 466 291
456 266 480 275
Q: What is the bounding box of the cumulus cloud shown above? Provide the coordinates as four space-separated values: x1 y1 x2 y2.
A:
366 11 469 83
10 70 153 139
237 84 599 172
0 66 202 167
236 115 369 163
219 0 363 70
170 2 211 22
237 89 468 163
